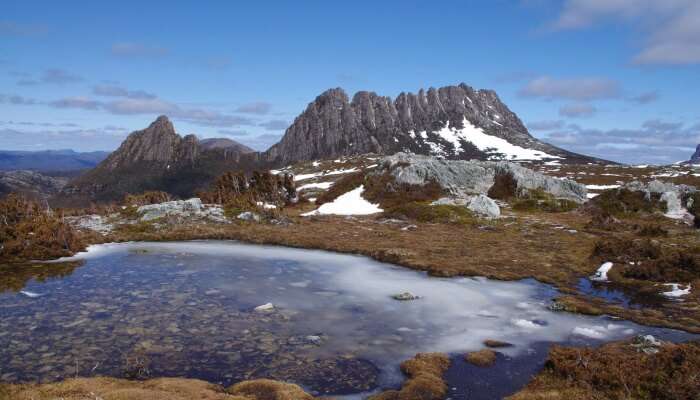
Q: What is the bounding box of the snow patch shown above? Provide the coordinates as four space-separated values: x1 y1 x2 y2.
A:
662 283 691 299
301 185 383 216
585 184 620 190
590 262 613 282
431 118 561 160
298 182 333 191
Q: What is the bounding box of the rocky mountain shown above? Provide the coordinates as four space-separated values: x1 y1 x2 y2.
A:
55 83 610 205
265 83 603 165
200 138 255 153
0 149 109 172
689 145 700 164
57 116 262 205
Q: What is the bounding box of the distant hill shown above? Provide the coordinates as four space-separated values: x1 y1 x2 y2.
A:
0 149 109 172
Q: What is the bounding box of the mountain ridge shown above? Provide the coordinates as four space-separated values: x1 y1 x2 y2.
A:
265 83 603 164
55 83 610 204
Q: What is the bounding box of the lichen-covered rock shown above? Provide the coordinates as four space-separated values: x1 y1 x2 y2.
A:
377 153 587 203
136 198 227 223
467 195 500 218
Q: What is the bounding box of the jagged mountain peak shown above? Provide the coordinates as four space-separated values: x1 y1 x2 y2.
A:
265 83 599 165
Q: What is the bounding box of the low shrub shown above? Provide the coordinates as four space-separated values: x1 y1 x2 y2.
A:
509 340 700 400
0 194 87 262
511 188 579 213
589 188 666 217
636 224 668 237
199 171 295 208
123 191 172 206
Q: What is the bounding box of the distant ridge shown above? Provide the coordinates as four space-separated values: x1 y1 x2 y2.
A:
0 149 109 172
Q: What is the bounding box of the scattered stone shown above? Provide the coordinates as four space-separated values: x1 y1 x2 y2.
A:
254 303 274 312
67 214 114 235
483 339 513 348
237 211 262 222
305 335 323 345
548 301 565 312
631 334 662 354
391 292 420 301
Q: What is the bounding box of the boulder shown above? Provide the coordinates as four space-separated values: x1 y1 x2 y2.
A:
376 153 587 203
467 195 500 218
237 211 262 222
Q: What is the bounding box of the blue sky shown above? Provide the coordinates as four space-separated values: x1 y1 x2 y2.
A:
1 0 699 164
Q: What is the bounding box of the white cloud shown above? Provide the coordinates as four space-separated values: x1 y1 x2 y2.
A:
551 0 700 65
518 76 620 101
559 103 597 118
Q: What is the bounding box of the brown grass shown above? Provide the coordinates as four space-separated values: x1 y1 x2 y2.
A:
0 377 316 400
123 191 172 206
507 339 700 400
369 353 450 400
465 349 497 367
0 194 91 263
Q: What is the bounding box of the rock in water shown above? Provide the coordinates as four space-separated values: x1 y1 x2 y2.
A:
254 303 274 312
467 195 500 218
392 292 421 301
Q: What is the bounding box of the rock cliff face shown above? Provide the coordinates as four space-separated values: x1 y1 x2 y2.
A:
689 145 700 164
265 83 601 164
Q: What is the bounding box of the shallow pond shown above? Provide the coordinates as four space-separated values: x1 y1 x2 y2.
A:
0 241 694 398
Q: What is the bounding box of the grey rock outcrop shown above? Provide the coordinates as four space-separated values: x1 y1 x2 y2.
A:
137 198 227 223
265 84 603 165
432 194 501 218
377 153 587 203
0 170 68 200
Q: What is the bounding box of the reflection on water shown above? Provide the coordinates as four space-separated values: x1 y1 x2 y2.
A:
0 261 83 294
0 241 694 397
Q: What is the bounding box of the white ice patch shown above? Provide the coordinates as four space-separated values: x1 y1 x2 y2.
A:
585 184 620 190
572 326 607 339
301 185 383 216
49 240 684 391
294 172 323 181
432 118 561 160
298 182 334 191
586 193 600 199
20 290 42 298
662 283 691 299
591 262 613 282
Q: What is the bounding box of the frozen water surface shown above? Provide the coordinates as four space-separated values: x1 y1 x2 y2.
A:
0 241 694 397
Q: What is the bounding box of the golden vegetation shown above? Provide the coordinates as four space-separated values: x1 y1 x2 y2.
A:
369 353 450 400
465 349 497 367
0 377 316 400
0 194 90 262
507 340 700 400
